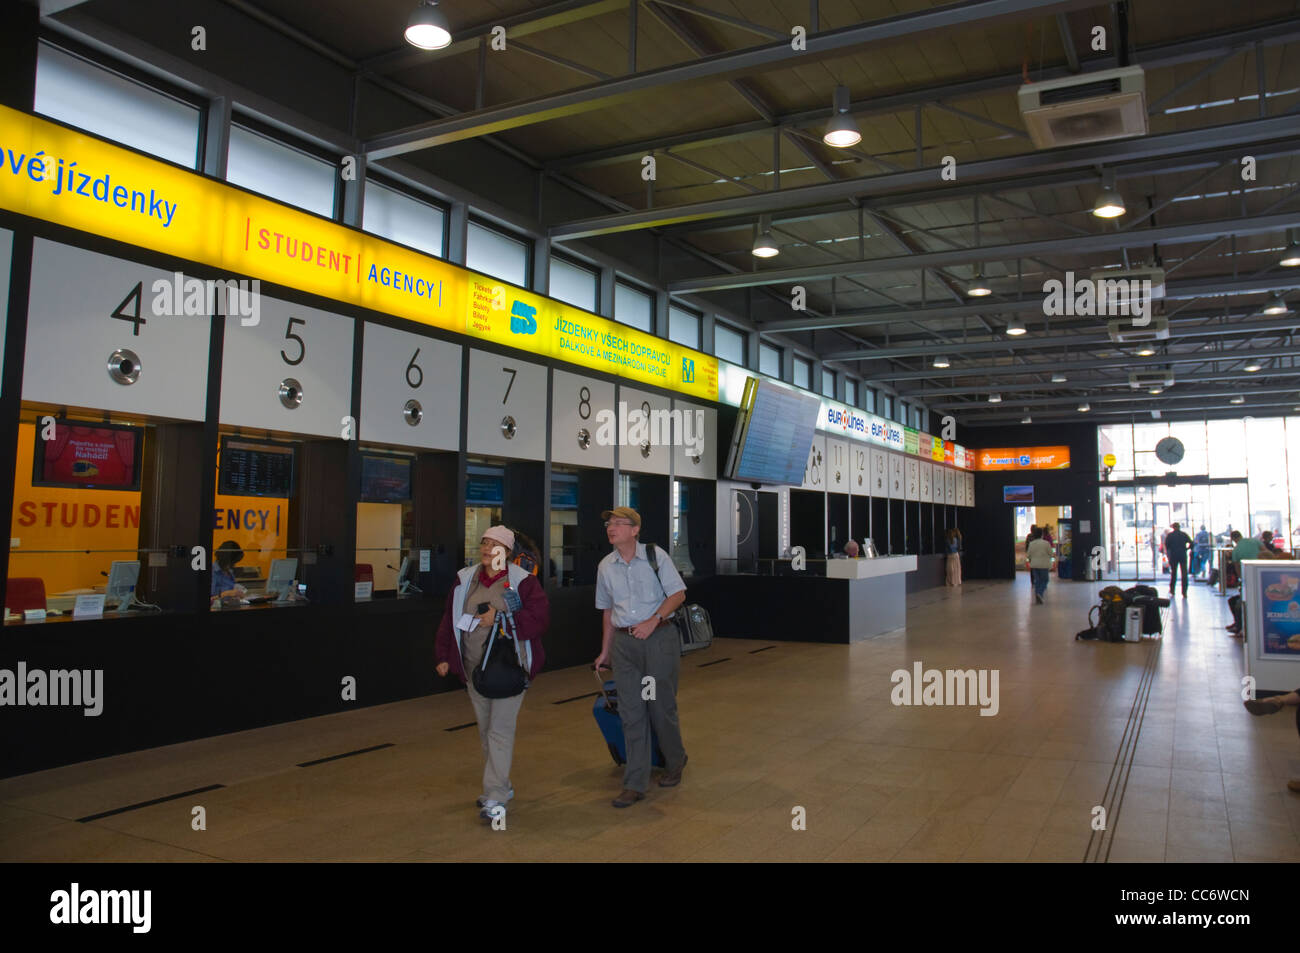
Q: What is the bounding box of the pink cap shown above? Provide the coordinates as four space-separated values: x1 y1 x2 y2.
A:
482 525 515 552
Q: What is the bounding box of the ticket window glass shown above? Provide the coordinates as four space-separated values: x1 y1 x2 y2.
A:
8 415 148 620
550 470 580 587
620 473 669 552
465 462 505 566
211 435 297 608
356 451 416 596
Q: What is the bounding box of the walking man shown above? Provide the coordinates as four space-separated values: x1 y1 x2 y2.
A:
1164 522 1192 598
592 507 688 808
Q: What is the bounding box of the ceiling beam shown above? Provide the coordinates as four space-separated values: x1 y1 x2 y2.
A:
543 17 1300 171
364 0 1103 159
554 116 1300 241
666 210 1300 293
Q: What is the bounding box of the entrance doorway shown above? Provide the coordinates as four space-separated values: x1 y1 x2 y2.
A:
1012 505 1070 572
1099 479 1248 581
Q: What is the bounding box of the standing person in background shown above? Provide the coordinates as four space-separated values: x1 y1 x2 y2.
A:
1192 526 1211 577
945 528 963 587
435 526 549 822
592 507 688 809
1027 529 1055 604
1164 522 1192 598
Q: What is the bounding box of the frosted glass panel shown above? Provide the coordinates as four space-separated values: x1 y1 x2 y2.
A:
467 222 528 286
668 306 700 348
363 181 445 257
615 283 652 332
35 45 199 168
227 125 335 217
793 357 811 390
759 343 780 378
714 323 744 365
550 257 597 311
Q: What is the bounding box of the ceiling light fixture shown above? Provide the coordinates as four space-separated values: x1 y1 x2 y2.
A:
1230 396 1245 404
1281 229 1300 267
1021 415 1032 424
1136 346 1155 357
404 1 452 49
1148 386 1164 394
1078 402 1091 412
1006 318 1026 336
967 269 992 297
1092 169 1125 218
932 355 950 368
1244 362 1262 372
1263 293 1290 315
751 215 779 258
822 85 862 148
988 393 1002 403
1051 372 1067 383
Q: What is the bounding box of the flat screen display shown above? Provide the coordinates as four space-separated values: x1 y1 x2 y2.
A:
726 378 822 486
360 454 411 503
219 438 296 498
33 421 142 491
1003 485 1035 503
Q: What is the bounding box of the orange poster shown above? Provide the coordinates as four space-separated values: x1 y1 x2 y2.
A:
975 446 1071 470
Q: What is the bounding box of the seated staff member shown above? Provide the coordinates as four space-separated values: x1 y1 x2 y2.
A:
435 526 549 821
592 507 688 809
211 540 247 601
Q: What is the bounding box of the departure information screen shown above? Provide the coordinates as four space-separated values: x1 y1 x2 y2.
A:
219 439 296 498
730 379 821 486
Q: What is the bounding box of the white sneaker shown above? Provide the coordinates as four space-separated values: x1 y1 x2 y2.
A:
476 788 514 808
479 800 507 821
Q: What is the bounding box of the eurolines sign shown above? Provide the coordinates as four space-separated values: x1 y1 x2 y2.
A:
820 400 905 451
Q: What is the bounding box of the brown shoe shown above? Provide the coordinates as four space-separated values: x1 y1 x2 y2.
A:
612 789 644 808
1288 780 1300 794
659 754 689 787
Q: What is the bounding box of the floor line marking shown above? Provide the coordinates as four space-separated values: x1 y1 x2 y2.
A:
296 743 394 767
76 784 225 823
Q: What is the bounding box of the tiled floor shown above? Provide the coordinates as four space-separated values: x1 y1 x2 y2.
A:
3 576 1299 862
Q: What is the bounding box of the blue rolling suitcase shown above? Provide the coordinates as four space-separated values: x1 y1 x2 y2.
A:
592 668 665 767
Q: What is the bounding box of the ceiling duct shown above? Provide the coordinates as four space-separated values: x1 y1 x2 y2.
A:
1018 66 1147 149
1129 369 1175 390
1108 315 1170 344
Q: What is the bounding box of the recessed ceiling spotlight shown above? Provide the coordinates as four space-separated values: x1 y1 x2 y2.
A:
1263 293 1289 315
1006 318 1026 336
1078 402 1091 412
1244 362 1262 372
822 85 862 148
751 215 779 258
1230 395 1245 404
404 0 452 49
933 355 950 368
1051 372 1068 383
967 270 992 297
988 393 1002 403
1092 170 1125 218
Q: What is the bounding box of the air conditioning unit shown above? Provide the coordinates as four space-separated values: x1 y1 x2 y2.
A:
1018 66 1147 149
1089 266 1166 301
1108 316 1169 343
1129 369 1174 390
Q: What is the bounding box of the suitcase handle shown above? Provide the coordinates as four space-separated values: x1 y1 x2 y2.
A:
592 665 614 709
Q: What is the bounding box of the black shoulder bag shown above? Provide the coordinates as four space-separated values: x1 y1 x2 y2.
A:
471 580 529 699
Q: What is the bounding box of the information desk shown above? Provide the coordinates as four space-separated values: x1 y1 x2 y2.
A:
691 555 918 644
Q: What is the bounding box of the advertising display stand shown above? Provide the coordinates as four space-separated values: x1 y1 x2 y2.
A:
1242 560 1300 695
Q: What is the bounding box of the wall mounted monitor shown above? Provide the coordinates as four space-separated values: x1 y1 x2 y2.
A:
219 438 297 498
360 453 412 503
551 474 579 510
465 465 505 506
1003 485 1035 504
33 420 143 491
724 377 822 487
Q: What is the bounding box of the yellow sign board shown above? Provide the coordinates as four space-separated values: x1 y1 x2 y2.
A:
1103 453 1117 468
0 106 717 401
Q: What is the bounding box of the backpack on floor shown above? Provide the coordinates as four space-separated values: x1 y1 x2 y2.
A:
1077 586 1127 642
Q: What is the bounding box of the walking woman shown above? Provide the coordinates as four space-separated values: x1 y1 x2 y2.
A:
435 526 549 821
945 527 963 586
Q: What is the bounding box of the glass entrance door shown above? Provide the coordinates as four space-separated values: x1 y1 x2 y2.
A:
1101 480 1247 581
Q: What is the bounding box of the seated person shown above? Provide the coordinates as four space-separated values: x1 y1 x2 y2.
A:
211 540 247 602
844 540 860 558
